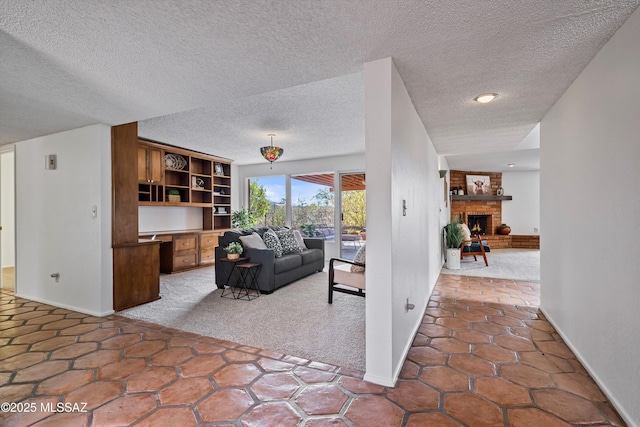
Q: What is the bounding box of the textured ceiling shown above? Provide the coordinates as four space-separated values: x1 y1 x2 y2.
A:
1 1 638 169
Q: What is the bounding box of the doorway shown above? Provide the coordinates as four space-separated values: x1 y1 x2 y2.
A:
340 173 366 260
0 147 16 291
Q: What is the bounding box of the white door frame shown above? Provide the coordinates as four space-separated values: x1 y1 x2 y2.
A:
0 145 16 290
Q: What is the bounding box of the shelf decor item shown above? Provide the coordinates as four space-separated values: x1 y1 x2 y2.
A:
167 188 181 203
214 162 224 176
192 176 205 189
164 153 187 170
497 224 512 235
466 175 491 196
260 134 284 168
497 187 504 196
224 242 243 260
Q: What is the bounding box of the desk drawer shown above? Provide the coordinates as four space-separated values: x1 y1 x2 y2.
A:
175 235 197 252
173 253 197 270
199 248 215 265
199 233 218 249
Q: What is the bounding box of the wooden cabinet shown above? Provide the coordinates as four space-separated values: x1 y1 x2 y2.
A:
113 242 160 311
137 139 233 231
138 143 164 203
160 234 198 273
112 122 161 311
199 231 218 265
138 143 163 184
154 231 221 273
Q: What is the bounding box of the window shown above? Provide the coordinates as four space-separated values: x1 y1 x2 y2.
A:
249 176 286 227
291 174 335 241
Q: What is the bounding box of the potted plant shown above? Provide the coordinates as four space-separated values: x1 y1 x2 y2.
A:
224 242 243 260
231 208 257 229
445 217 464 270
167 188 181 203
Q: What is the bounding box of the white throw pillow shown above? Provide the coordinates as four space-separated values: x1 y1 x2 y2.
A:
293 230 308 250
351 244 366 273
239 232 267 249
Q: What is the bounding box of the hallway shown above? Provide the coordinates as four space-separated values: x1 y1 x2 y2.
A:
0 274 625 426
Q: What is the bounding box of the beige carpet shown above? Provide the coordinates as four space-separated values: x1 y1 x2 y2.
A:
441 248 540 282
120 266 366 371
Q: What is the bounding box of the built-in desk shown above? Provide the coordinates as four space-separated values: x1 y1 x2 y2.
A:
139 229 229 273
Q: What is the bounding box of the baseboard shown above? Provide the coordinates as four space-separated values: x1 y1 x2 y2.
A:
540 307 637 427
363 372 396 387
14 293 114 318
365 283 432 387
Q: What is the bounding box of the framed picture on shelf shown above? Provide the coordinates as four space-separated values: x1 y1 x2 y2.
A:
217 207 227 214
214 162 224 176
466 175 491 196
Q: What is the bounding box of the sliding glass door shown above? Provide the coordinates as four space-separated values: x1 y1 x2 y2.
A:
340 173 366 260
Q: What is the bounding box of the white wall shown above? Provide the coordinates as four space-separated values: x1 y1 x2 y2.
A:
139 206 203 233
540 7 640 426
15 125 113 316
1 150 15 268
502 171 540 235
364 57 445 385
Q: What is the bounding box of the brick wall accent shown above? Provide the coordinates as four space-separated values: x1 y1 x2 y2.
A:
450 171 503 235
511 235 540 249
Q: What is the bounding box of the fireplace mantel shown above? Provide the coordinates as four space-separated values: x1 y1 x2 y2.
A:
451 195 512 201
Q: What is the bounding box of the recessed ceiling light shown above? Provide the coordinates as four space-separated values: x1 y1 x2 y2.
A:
474 93 498 103
508 163 515 167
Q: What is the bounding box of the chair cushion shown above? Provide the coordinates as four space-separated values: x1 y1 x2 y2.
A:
351 244 366 272
333 263 366 290
300 248 323 264
274 254 302 274
463 242 491 253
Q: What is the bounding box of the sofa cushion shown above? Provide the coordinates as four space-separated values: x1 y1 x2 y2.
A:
276 229 303 254
274 254 302 274
300 248 323 265
263 229 283 258
239 232 268 249
293 230 308 250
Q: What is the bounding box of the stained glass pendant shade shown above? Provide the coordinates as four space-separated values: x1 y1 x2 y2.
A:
260 134 283 167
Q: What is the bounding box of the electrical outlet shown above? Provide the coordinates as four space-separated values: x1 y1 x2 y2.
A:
534 227 538 233
91 206 98 218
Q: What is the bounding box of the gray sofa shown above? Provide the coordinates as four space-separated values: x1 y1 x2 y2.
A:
215 227 325 294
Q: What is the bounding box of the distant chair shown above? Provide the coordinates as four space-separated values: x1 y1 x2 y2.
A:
461 233 490 266
328 258 365 303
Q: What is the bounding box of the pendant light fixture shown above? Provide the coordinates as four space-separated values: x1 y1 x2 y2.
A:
260 134 284 168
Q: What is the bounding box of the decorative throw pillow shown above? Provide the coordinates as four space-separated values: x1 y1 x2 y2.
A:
262 229 283 258
239 232 268 249
351 244 366 273
293 230 308 250
276 229 303 254
458 223 472 246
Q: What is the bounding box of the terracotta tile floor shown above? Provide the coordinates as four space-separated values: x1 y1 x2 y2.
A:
0 274 626 426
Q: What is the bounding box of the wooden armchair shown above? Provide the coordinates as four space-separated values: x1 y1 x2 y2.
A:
460 233 490 266
328 258 366 303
